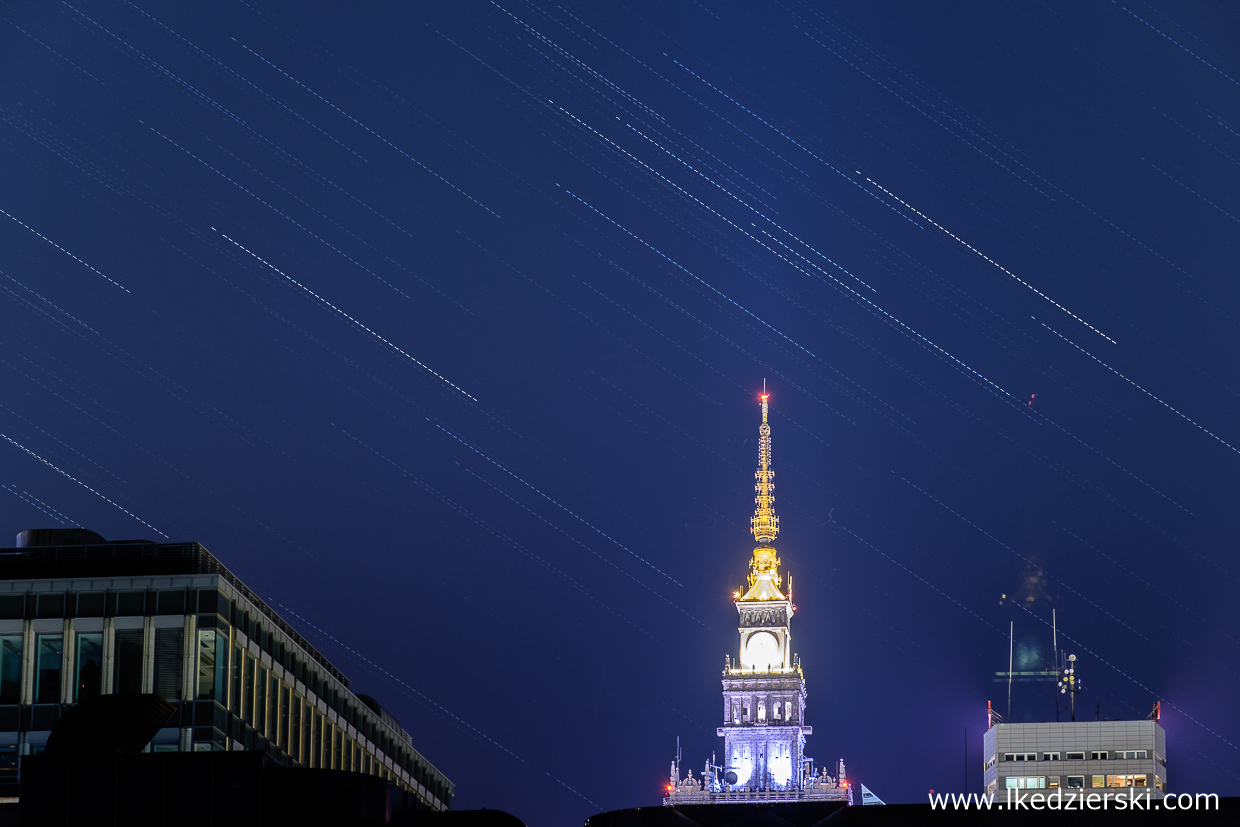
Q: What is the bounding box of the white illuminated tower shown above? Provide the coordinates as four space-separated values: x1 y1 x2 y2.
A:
665 394 850 804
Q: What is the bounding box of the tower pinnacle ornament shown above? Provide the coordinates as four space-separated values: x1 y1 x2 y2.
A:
750 392 780 545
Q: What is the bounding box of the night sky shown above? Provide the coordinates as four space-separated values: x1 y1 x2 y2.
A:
2 0 1239 822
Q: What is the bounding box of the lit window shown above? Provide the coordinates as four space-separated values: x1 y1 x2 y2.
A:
1106 774 1146 787
1048 777 1060 789
1091 775 1105 788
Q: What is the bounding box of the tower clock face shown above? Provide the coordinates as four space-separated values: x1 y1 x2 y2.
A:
744 631 780 669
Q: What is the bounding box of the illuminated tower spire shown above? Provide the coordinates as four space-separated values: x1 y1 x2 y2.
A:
742 390 783 600
750 389 779 545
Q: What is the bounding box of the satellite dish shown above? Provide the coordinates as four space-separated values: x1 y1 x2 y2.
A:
724 771 738 785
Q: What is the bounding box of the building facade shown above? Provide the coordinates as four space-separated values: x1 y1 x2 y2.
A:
666 396 849 805
0 528 452 809
983 718 1166 798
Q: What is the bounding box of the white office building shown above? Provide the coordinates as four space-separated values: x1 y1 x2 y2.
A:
983 718 1166 799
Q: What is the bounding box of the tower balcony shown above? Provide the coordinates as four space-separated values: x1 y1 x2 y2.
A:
724 663 802 678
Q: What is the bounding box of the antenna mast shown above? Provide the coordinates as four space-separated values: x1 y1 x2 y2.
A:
1007 622 1014 721
1053 609 1059 722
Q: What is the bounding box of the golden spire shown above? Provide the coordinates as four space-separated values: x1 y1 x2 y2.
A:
741 388 784 601
750 390 779 545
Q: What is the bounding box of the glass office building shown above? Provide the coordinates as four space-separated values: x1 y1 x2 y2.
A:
0 528 452 809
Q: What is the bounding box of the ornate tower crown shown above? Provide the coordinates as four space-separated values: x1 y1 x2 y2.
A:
750 393 779 545
742 392 783 601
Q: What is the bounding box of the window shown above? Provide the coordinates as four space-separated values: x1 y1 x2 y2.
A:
116 591 145 616
74 633 103 701
757 701 766 722
1065 752 1085 761
35 634 63 703
196 630 217 700
76 593 104 617
230 646 242 711
0 745 16 780
1048 777 1060 789
1117 750 1147 760
1091 751 1108 761
1005 776 1046 789
256 666 268 735
153 628 182 700
1155 776 1165 792
1067 776 1084 788
268 675 278 741
312 712 322 768
243 655 255 725
0 636 22 703
279 685 291 751
1107 775 1146 787
1091 775 1105 788
1042 752 1060 761
290 695 302 763
113 629 143 694
1005 752 1037 762
785 701 792 721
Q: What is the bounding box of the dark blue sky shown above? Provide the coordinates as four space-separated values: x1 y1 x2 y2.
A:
2 0 1239 821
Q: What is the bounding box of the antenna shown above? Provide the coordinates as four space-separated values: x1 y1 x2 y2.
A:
1052 609 1058 664
1007 622 1014 721
1052 609 1059 722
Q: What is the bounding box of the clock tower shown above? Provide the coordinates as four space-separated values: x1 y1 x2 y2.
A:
664 393 862 804
715 392 810 791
